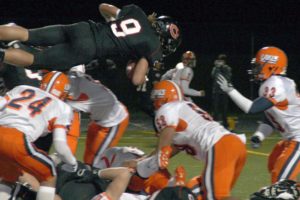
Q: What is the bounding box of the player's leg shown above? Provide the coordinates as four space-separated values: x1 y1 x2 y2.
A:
84 116 129 166
267 140 285 180
202 135 246 200
270 140 300 183
0 126 58 200
66 111 81 154
2 22 97 69
0 24 29 42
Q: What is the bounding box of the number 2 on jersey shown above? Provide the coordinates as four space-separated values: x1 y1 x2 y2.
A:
111 19 141 37
7 89 52 117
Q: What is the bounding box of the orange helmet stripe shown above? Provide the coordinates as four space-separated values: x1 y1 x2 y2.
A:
45 72 63 93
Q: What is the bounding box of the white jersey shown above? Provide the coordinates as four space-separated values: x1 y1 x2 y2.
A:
161 63 201 100
67 73 128 127
93 146 145 169
259 75 300 140
0 85 73 142
154 101 231 160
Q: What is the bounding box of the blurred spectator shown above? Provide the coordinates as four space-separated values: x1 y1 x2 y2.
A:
211 54 232 128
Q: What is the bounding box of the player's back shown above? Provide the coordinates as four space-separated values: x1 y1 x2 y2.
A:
155 101 230 160
259 75 300 139
90 4 162 65
0 85 72 142
67 73 127 127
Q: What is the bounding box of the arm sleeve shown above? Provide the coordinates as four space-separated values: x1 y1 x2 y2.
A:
180 68 201 96
227 89 274 113
180 80 201 96
248 97 274 113
253 122 274 141
161 68 175 80
53 128 77 165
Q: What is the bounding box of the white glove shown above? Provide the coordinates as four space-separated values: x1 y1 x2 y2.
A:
216 74 234 93
61 162 78 173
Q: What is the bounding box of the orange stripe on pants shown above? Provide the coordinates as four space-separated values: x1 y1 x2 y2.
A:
67 111 81 154
268 140 300 183
84 115 129 166
0 126 55 182
202 134 246 200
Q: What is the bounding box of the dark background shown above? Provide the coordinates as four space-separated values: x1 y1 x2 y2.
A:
1 0 300 111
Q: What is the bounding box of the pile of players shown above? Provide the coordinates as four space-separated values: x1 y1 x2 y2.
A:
0 2 300 200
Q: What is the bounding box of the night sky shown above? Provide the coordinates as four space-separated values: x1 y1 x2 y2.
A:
1 0 300 106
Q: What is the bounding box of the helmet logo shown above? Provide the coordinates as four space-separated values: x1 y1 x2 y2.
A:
260 54 279 64
169 24 180 39
151 89 166 99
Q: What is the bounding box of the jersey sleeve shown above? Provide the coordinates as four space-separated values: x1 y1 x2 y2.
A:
54 105 73 130
155 104 179 131
161 68 176 80
180 67 193 82
259 77 286 104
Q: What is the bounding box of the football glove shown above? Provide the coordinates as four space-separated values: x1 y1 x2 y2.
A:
216 74 234 93
158 145 173 169
250 135 262 149
61 162 78 173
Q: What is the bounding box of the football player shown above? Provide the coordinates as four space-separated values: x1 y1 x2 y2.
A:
66 66 130 165
0 71 77 200
135 80 247 200
217 46 300 183
161 51 205 102
0 3 181 85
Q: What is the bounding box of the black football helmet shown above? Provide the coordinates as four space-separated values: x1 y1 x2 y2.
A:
152 16 182 57
250 179 300 200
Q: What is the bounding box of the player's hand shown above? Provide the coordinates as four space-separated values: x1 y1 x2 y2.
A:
75 169 99 183
250 135 262 149
216 74 234 93
158 146 173 169
61 162 78 173
199 90 205 97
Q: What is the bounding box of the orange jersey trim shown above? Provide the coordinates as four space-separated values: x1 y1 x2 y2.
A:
176 118 188 132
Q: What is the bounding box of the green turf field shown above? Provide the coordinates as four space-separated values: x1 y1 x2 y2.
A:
75 129 281 200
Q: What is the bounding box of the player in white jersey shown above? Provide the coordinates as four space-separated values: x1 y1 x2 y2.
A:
0 71 77 200
135 80 246 200
217 46 300 183
161 51 205 101
66 66 129 167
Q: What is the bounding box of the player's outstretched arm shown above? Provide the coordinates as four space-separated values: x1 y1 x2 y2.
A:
98 3 121 22
217 74 274 113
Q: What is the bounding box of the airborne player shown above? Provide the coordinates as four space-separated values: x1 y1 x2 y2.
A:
0 3 181 85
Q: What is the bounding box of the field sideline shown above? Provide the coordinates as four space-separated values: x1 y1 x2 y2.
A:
74 129 281 200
